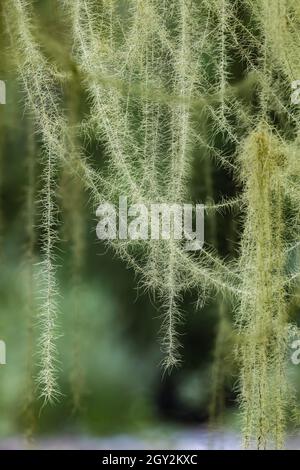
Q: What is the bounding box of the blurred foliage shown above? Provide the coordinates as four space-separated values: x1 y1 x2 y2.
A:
1 0 300 450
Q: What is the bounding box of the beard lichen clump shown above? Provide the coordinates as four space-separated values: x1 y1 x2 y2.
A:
237 125 289 449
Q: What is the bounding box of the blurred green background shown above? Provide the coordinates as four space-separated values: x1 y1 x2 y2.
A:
1 0 300 450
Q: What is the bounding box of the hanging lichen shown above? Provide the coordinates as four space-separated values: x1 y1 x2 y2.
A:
3 0 300 449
